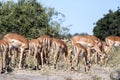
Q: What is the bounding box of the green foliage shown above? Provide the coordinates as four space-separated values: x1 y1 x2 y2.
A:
93 8 120 40
73 32 88 36
0 0 69 39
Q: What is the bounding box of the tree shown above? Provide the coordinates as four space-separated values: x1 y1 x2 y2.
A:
0 0 69 39
73 32 88 36
93 8 120 40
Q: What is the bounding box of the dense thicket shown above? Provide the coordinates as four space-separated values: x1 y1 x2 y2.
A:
0 0 69 39
93 8 120 40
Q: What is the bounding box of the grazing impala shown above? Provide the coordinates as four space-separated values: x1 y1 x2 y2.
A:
37 35 52 64
71 43 90 72
3 33 29 69
0 40 9 73
51 38 69 69
28 39 43 70
71 35 106 64
105 35 120 54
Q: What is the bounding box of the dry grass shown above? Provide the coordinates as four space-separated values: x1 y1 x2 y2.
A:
0 47 120 80
0 47 120 70
107 47 120 68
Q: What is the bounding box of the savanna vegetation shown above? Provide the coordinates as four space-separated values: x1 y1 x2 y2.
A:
93 7 120 40
0 0 120 80
0 0 70 39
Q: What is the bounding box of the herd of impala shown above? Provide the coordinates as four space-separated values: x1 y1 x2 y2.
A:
0 33 119 73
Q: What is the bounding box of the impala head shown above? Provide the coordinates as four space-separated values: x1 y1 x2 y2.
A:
93 43 109 65
99 53 108 65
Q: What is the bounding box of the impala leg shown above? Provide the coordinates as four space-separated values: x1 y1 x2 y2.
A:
71 53 78 70
1 52 4 73
5 50 12 72
19 48 24 69
87 47 91 63
1 50 8 73
11 49 15 67
41 51 44 68
53 49 60 69
36 53 41 70
46 50 49 65
4 51 8 71
41 47 47 68
32 47 38 70
106 44 114 54
63 51 69 64
83 52 90 72
76 55 80 70
45 47 49 65
9 47 14 66
44 47 46 64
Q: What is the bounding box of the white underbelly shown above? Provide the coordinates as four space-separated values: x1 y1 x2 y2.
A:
76 41 92 48
10 39 24 48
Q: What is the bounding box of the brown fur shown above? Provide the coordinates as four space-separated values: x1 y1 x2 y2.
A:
3 33 29 69
51 38 69 69
71 35 107 65
28 39 44 70
71 43 90 72
37 35 52 64
105 35 120 54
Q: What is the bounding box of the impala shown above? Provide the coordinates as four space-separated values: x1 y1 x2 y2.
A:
71 35 106 64
105 35 120 54
51 38 69 69
71 43 90 72
0 39 9 73
37 35 52 64
3 33 29 69
28 39 43 70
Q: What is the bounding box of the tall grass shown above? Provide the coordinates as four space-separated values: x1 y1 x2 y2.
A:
107 47 120 68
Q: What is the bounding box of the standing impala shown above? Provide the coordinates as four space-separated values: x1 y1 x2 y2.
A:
28 39 43 70
3 33 29 69
71 35 106 64
71 43 90 72
0 40 9 73
51 38 69 69
105 35 120 54
37 35 52 64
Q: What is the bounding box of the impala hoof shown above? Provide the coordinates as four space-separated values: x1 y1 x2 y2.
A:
1 70 5 74
32 66 37 70
7 67 13 72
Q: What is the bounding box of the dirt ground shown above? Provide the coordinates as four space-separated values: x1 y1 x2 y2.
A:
0 63 118 80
